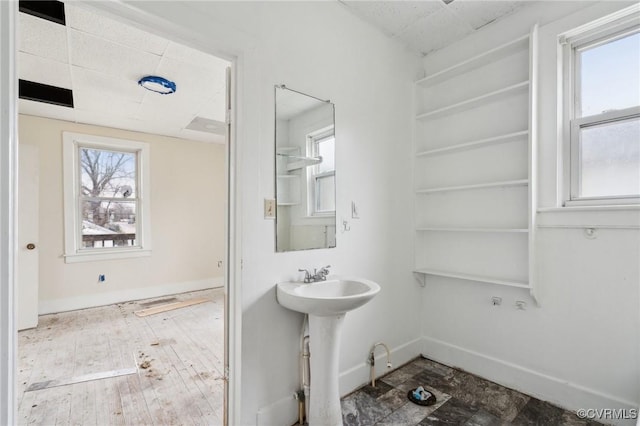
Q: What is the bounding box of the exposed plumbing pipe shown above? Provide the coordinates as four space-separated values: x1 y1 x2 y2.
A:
295 314 310 424
368 342 392 387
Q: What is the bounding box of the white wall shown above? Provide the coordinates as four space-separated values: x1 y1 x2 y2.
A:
113 2 423 424
420 2 640 423
19 115 226 313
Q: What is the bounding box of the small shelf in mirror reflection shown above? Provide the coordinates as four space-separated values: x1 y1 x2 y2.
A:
277 152 322 171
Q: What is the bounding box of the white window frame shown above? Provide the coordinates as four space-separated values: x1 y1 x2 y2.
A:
306 127 335 217
63 132 152 263
560 9 640 206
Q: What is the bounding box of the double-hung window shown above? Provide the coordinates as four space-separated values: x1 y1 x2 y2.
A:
561 11 640 205
63 132 151 262
307 129 335 216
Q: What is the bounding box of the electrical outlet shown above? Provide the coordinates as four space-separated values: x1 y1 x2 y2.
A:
264 199 276 219
217 260 223 268
491 296 502 306
515 301 526 310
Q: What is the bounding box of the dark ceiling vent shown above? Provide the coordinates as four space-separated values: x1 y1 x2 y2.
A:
19 1 66 26
442 0 455 4
19 80 73 108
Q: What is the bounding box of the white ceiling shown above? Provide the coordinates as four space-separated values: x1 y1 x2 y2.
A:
18 3 230 143
18 1 528 142
339 0 531 55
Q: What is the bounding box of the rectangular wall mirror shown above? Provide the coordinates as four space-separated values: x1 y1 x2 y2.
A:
275 85 336 252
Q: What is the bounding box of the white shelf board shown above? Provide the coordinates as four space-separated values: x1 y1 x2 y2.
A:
416 179 528 194
415 34 529 88
277 202 298 206
416 227 528 233
416 130 528 158
277 174 298 179
416 81 529 121
413 268 530 289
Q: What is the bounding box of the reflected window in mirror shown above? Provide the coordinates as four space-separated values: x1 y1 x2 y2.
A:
308 129 335 216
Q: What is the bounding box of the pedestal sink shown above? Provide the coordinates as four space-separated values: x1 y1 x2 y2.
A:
276 277 380 426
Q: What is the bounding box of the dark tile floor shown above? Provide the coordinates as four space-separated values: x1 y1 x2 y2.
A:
340 357 602 426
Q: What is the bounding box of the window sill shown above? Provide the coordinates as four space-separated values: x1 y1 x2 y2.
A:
64 248 152 264
538 204 640 213
537 205 640 229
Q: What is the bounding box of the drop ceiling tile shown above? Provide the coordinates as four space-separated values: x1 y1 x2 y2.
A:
135 96 198 129
18 13 68 63
163 42 231 72
69 29 162 80
19 99 76 122
65 4 169 55
195 92 227 122
448 0 525 30
397 7 474 55
71 66 144 103
74 90 142 118
339 1 443 37
150 56 226 117
18 52 72 89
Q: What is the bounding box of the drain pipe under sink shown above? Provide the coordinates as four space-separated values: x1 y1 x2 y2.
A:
294 314 311 425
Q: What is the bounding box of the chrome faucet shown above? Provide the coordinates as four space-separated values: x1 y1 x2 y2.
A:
298 265 331 283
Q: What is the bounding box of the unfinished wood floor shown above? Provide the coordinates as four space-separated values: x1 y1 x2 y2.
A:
17 288 225 426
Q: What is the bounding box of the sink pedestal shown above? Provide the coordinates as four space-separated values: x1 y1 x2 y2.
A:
308 314 345 426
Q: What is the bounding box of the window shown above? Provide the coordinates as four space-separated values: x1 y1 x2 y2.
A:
63 132 151 262
307 129 335 215
562 12 640 206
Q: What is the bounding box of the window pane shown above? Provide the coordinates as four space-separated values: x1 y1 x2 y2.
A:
580 117 640 198
316 137 335 173
80 148 137 198
316 175 335 212
579 32 640 117
81 200 137 248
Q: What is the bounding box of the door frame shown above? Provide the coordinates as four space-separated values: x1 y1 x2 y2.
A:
0 1 245 424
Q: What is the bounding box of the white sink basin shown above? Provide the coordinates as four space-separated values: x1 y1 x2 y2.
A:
276 276 380 317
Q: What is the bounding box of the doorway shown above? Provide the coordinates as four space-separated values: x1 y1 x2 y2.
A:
11 1 236 424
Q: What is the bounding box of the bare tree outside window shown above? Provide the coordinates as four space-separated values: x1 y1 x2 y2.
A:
79 147 138 248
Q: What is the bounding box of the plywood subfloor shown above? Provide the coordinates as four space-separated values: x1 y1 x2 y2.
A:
17 288 225 426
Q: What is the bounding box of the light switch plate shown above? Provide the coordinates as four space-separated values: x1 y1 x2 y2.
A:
264 199 276 219
351 201 359 219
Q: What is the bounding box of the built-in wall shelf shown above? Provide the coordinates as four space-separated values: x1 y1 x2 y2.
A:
416 179 528 194
413 25 539 302
416 130 528 158
277 174 298 179
413 268 530 289
415 35 530 88
416 227 528 233
416 81 529 121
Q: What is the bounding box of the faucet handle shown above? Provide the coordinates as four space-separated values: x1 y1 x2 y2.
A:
298 268 312 283
318 265 331 280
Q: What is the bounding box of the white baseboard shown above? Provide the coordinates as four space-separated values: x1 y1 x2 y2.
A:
256 337 423 426
38 277 223 314
422 336 638 426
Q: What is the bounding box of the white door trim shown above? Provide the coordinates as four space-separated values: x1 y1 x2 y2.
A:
0 1 246 424
0 1 18 424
